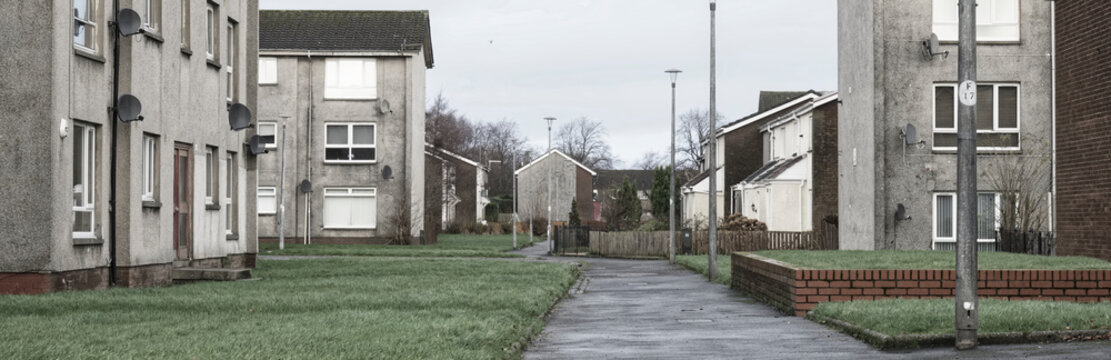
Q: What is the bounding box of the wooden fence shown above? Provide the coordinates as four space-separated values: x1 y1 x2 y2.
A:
588 231 671 258
584 222 838 258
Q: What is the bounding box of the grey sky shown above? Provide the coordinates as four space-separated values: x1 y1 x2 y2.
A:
259 0 837 168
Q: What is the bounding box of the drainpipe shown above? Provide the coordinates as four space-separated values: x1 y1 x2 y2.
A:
1049 1 1056 233
107 0 122 286
305 51 314 244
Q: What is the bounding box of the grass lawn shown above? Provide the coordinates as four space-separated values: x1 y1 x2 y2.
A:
753 250 1111 270
0 258 575 360
676 255 731 285
260 234 535 258
812 298 1111 337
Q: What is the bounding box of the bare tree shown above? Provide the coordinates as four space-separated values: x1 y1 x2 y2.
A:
426 92 475 154
470 120 527 198
676 109 722 172
633 150 666 170
555 117 614 170
982 135 1051 232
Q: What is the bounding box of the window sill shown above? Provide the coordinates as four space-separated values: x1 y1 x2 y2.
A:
259 83 278 87
142 30 164 44
74 48 106 64
205 203 221 211
226 233 240 241
258 212 276 216
323 97 378 102
206 59 222 70
323 160 378 165
181 47 193 56
939 40 1021 46
73 236 104 246
142 200 162 209
323 227 377 231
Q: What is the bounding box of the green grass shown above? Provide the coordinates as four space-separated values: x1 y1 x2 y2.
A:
812 299 1111 337
676 255 732 284
0 258 575 359
260 234 535 258
752 250 1111 270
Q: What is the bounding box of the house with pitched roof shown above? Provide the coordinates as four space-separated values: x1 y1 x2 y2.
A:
425 145 490 227
515 150 596 225
256 10 433 244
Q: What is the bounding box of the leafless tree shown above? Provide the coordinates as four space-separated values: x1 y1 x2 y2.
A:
471 120 527 197
555 117 614 170
633 150 666 170
676 109 722 172
425 92 475 154
981 135 1051 232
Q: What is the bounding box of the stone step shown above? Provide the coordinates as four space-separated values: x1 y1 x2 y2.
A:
172 260 190 268
172 267 252 282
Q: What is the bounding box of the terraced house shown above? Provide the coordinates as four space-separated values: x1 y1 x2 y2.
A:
256 10 433 244
0 0 260 293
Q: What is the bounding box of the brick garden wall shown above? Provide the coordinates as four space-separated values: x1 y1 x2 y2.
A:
732 253 1111 317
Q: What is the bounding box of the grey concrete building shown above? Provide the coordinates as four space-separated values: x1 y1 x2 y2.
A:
515 150 596 225
256 10 432 244
0 0 260 293
838 0 1052 250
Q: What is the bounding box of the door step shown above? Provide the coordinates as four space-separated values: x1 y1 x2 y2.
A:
172 267 252 283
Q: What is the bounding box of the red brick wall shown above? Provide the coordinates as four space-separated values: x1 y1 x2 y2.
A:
0 268 108 295
1055 2 1111 260
733 253 1111 317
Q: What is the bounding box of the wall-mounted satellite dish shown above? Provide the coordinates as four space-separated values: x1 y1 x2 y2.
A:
376 99 392 115
248 135 269 155
903 124 918 145
116 8 145 37
116 94 144 122
299 180 312 194
922 33 949 60
228 103 253 131
381 165 393 180
895 203 911 221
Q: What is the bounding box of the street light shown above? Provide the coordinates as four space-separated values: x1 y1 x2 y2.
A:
666 68 682 264
545 116 557 254
707 0 719 282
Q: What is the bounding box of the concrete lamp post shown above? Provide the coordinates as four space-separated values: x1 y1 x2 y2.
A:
545 117 557 254
666 68 682 264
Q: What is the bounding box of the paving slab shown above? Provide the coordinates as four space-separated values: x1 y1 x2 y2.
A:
519 246 1111 359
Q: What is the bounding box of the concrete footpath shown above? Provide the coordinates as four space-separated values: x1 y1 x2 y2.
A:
518 242 1111 359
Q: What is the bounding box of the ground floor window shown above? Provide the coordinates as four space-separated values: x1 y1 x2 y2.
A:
258 186 276 215
323 187 377 229
225 152 237 236
933 192 1000 249
73 122 97 238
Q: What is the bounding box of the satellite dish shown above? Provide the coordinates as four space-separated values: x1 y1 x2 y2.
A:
248 135 269 155
116 8 144 37
895 203 911 221
228 103 253 131
922 33 949 60
376 99 392 115
116 94 144 122
904 124 918 145
381 165 393 180
299 180 312 194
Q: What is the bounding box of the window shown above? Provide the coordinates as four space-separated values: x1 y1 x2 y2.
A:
205 2 217 60
180 0 190 49
933 192 1000 247
142 135 158 201
325 123 376 163
73 123 96 238
259 57 278 85
257 187 276 215
143 0 161 32
204 146 217 205
226 20 238 101
324 58 377 99
257 122 277 149
933 83 1020 151
74 0 99 53
323 188 377 229
933 0 1020 42
225 152 237 236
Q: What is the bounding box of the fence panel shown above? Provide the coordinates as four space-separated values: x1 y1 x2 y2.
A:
588 231 670 258
691 225 839 255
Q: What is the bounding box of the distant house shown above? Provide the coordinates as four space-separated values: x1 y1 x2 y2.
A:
425 145 490 227
515 150 596 225
735 93 838 231
594 170 656 221
256 10 434 244
681 167 724 227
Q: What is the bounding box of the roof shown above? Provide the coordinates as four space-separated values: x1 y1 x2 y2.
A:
758 91 813 113
259 10 434 68
514 149 597 176
741 156 805 184
681 167 724 193
425 145 485 171
717 90 822 136
595 170 656 191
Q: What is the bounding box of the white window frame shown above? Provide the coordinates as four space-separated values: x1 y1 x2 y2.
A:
142 135 157 201
258 122 277 149
933 83 1021 151
205 2 216 60
323 188 377 229
258 57 278 85
74 0 99 53
324 123 377 164
143 0 161 32
933 192 1001 249
324 58 377 100
180 0 190 49
225 20 237 101
257 186 277 215
204 147 216 205
225 152 236 235
73 123 97 238
933 0 1020 43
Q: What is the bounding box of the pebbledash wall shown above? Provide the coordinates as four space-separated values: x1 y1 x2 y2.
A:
733 253 1111 317
0 0 260 294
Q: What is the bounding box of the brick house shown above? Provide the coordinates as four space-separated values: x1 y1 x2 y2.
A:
1054 2 1111 260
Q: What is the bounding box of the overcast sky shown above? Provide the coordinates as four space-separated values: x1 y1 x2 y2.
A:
260 0 837 168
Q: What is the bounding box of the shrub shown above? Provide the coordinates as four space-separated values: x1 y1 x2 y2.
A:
568 198 582 227
530 217 547 236
484 203 500 223
444 220 464 234
719 214 767 231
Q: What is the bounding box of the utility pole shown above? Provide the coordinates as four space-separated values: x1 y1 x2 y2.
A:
955 0 979 350
512 151 518 250
707 0 719 282
666 69 682 264
278 115 290 250
545 117 556 254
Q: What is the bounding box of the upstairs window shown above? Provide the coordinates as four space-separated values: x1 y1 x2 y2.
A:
74 0 100 53
933 83 1020 151
180 0 190 49
226 20 238 101
258 57 278 85
324 58 377 99
933 0 1020 42
325 123 376 163
205 1 217 60
143 0 161 33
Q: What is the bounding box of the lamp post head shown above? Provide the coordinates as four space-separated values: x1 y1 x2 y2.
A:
665 68 682 84
543 117 556 129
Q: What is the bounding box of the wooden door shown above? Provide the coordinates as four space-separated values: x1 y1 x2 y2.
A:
173 144 193 261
